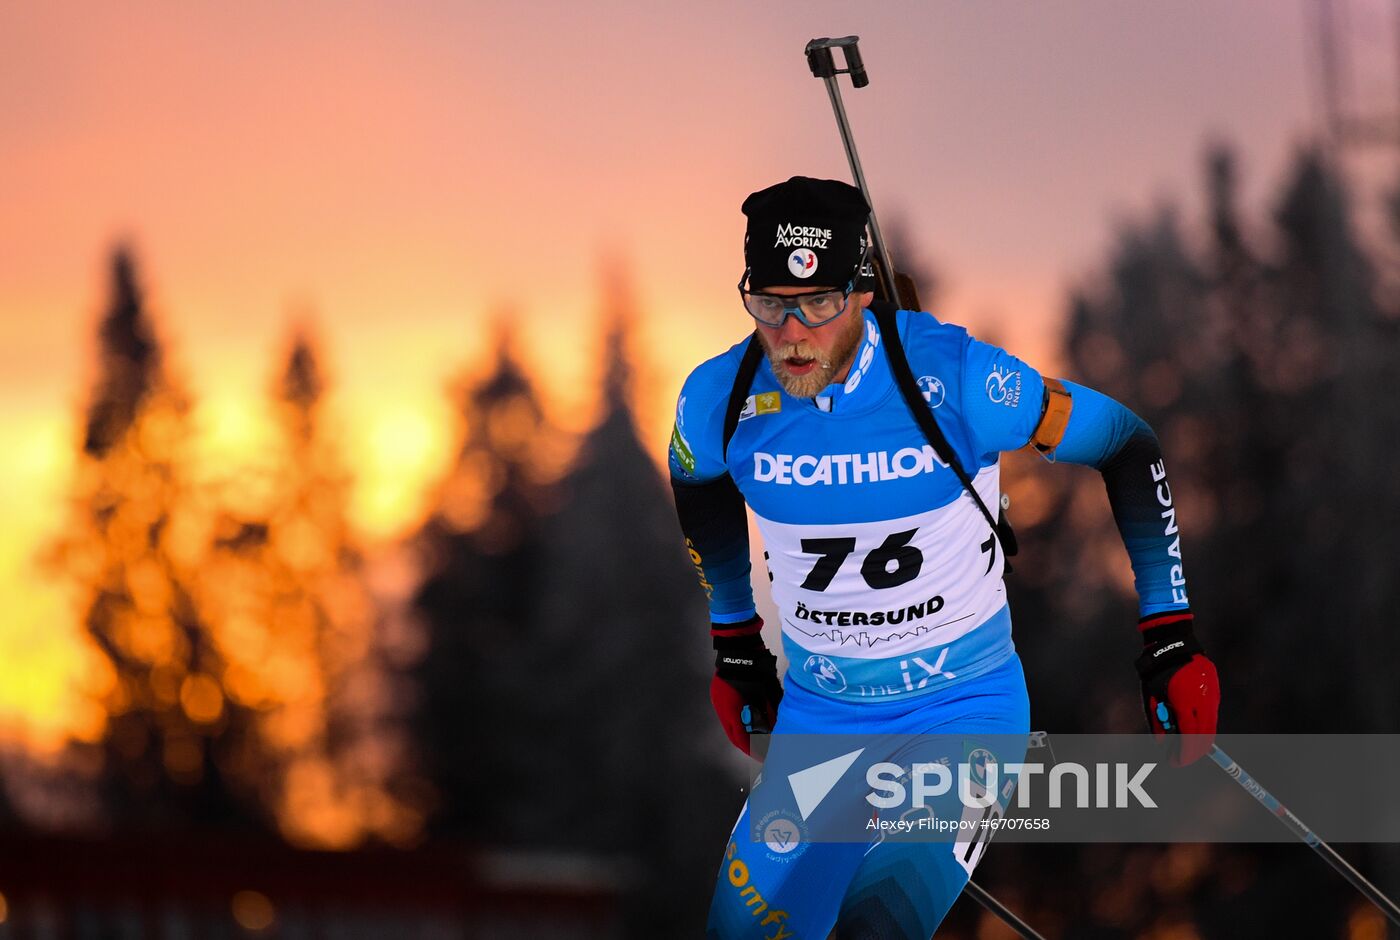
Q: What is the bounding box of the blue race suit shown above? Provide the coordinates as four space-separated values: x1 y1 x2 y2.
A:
670 306 1189 939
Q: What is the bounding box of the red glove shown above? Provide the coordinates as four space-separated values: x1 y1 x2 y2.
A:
1134 611 1220 766
710 616 783 757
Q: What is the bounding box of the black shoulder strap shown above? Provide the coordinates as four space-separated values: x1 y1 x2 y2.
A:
722 333 765 461
872 302 1017 560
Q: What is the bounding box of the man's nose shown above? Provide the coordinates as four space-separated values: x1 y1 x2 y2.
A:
778 313 813 347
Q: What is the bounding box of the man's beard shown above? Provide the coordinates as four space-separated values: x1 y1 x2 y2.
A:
760 315 865 399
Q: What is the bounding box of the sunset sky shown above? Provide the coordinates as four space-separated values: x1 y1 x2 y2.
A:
0 1 1373 749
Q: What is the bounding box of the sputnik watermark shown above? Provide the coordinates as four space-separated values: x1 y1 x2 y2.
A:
749 734 1400 844
866 760 1157 811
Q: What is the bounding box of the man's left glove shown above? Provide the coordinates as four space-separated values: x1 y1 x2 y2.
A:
711 616 783 757
1135 611 1220 766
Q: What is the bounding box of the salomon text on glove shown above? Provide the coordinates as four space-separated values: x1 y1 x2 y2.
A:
711 616 783 757
1135 610 1220 766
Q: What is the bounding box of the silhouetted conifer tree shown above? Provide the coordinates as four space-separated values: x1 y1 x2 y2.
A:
202 323 422 847
46 247 260 829
409 323 554 840
528 270 740 935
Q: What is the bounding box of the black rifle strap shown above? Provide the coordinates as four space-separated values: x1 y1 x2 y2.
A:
722 333 766 461
872 302 1015 558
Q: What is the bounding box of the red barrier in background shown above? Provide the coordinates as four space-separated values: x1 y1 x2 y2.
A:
0 831 623 937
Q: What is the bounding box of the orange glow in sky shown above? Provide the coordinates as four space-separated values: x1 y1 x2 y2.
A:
0 2 1323 750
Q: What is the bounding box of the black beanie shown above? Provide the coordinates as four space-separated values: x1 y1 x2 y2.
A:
741 176 872 290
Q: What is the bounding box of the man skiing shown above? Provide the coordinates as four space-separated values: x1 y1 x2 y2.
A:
670 176 1220 938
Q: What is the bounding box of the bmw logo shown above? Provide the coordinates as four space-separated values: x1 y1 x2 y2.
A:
804 655 847 694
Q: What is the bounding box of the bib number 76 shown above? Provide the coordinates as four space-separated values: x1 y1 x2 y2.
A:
798 529 923 592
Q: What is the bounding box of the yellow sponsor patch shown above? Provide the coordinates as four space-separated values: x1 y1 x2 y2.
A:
754 392 781 415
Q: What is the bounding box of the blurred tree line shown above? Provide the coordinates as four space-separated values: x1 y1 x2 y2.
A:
409 274 737 930
970 144 1400 938
31 250 736 935
1009 144 1400 739
15 138 1400 937
42 254 422 846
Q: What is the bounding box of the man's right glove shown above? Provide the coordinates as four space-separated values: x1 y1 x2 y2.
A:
1135 610 1220 767
711 616 783 757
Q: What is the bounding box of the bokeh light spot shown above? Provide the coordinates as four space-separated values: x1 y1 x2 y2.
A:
179 673 225 724
231 890 275 932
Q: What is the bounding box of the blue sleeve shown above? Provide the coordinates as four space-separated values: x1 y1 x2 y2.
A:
668 356 733 483
960 336 1047 458
668 354 757 625
1053 380 1190 617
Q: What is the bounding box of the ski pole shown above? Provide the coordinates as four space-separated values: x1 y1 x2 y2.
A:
1209 744 1400 926
962 880 1046 940
949 733 1053 940
804 36 917 309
